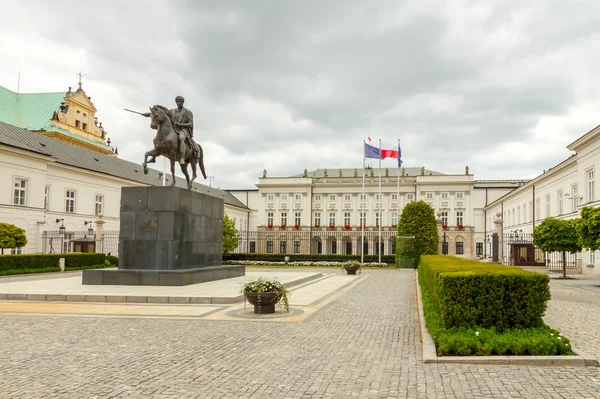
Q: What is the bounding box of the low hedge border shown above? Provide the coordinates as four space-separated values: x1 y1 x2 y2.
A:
419 255 550 330
418 271 573 356
224 253 395 264
0 267 61 276
223 260 390 268
0 254 117 276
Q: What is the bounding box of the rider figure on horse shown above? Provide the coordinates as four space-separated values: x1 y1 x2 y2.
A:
143 95 198 164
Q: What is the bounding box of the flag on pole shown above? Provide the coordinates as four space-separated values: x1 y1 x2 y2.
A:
380 142 403 167
368 136 372 142
364 142 380 159
380 142 398 159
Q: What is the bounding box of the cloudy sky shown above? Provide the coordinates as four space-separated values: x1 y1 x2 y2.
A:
2 0 600 189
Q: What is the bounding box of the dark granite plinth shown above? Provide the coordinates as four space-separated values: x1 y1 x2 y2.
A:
82 265 245 286
82 185 243 286
118 186 223 270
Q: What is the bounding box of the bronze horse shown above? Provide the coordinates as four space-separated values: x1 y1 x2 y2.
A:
142 105 207 189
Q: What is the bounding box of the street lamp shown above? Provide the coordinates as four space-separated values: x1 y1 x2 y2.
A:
84 221 94 236
56 218 65 235
56 218 65 254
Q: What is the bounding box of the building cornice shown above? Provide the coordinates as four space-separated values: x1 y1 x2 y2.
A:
567 124 600 152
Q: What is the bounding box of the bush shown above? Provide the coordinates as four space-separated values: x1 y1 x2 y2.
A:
0 267 61 276
106 255 119 266
64 253 106 269
0 223 27 254
0 254 60 272
419 255 550 330
397 201 438 263
0 253 106 273
420 276 573 356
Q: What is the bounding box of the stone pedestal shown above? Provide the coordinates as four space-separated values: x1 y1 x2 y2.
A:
83 186 244 286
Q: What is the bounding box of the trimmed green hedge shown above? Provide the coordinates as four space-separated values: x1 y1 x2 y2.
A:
419 255 551 330
224 253 395 264
0 253 106 273
106 255 118 266
419 274 572 356
0 267 61 276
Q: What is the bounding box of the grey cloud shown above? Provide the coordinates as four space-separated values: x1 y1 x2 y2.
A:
3 0 598 189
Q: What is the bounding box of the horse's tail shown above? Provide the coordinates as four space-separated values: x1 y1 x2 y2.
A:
198 145 207 179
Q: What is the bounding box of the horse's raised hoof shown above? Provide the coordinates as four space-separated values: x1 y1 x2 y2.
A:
143 164 148 175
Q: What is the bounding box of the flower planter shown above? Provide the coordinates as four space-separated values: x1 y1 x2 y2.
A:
344 265 360 275
244 292 280 314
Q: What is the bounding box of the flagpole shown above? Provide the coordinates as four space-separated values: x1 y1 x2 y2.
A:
378 139 382 265
361 140 365 265
397 139 401 224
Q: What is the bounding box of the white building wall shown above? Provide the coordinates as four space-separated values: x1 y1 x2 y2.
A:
1 145 247 255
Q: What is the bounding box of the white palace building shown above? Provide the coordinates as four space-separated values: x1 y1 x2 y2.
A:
1 83 600 274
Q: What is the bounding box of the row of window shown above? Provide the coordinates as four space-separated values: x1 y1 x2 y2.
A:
266 192 466 201
503 169 595 227
266 211 402 227
267 193 413 201
13 178 104 215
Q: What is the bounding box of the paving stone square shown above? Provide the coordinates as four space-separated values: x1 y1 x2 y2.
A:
0 268 599 398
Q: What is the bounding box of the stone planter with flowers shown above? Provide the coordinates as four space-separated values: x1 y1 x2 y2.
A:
240 277 290 314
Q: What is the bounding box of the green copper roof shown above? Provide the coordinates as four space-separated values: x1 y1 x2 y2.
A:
0 85 65 130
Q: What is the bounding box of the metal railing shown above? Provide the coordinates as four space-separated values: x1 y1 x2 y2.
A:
232 230 398 255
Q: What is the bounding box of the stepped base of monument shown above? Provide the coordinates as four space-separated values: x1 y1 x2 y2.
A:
82 265 245 286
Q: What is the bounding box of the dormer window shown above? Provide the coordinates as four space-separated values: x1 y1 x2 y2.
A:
75 120 80 128
82 123 87 131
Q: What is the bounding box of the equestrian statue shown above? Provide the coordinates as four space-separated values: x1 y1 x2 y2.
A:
129 96 207 190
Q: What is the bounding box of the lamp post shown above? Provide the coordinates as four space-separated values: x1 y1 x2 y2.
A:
84 221 94 236
56 218 65 254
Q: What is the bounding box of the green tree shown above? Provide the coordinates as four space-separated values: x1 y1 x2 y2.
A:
532 217 581 279
575 206 600 251
0 223 28 255
396 200 438 268
222 213 239 255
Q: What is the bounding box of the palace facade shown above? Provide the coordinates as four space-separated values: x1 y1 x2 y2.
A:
227 168 524 257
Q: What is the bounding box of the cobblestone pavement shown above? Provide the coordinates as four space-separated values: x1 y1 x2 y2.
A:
1 269 599 399
545 278 600 360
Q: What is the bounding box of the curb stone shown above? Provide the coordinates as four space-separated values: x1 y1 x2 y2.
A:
414 270 600 366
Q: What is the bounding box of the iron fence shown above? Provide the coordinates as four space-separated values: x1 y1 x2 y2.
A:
232 230 398 256
101 230 120 256
502 232 577 273
42 230 120 257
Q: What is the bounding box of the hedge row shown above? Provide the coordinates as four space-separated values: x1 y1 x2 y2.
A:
224 253 396 264
419 255 551 330
0 253 107 272
419 274 572 356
